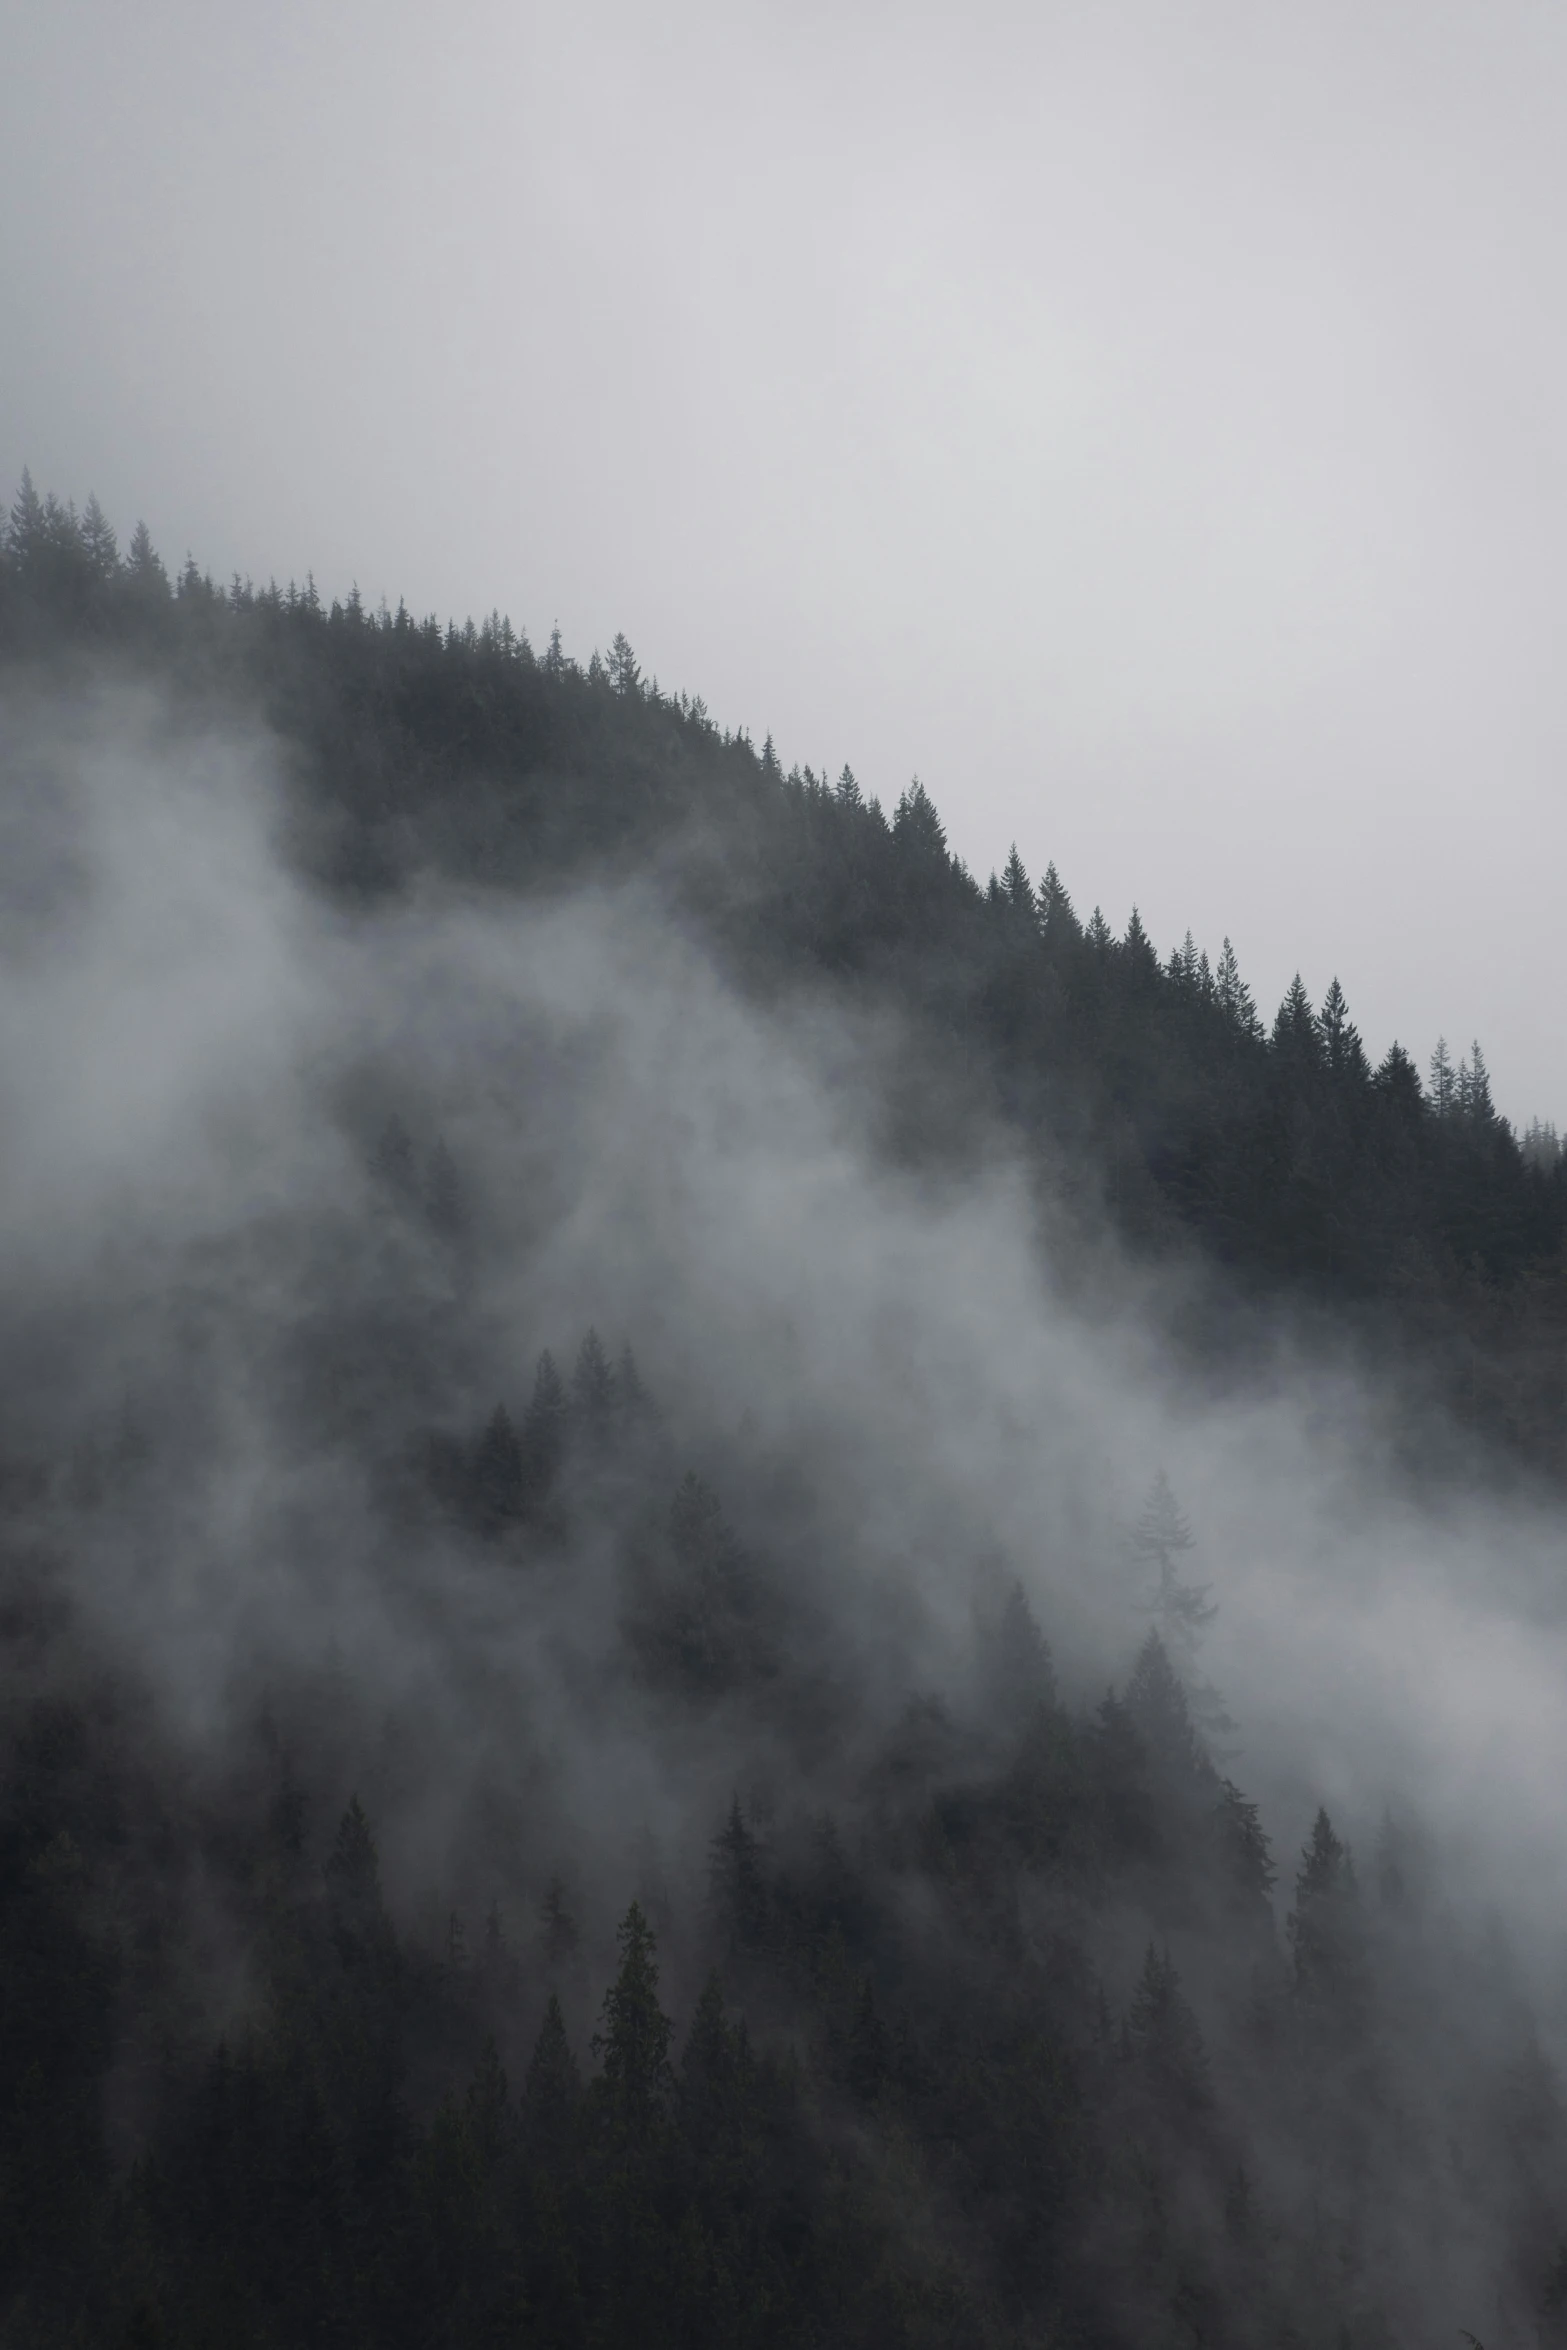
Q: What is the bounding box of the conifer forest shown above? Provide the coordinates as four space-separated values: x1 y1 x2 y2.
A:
1 479 1566 2348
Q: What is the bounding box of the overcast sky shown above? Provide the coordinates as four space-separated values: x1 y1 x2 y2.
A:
3 0 1562 1120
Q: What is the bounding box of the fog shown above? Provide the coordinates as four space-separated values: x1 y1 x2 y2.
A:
2 673 1562 1998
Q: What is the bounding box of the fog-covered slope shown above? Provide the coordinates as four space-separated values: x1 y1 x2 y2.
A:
1 487 1565 2348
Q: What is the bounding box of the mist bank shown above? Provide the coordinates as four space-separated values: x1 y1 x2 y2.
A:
0 663 1564 2343
4 479 1566 1500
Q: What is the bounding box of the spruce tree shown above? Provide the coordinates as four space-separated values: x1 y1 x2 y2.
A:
1127 1944 1210 2106
708 1796 767 1951
1287 1807 1368 2032
79 493 118 580
1214 937 1261 1038
571 1329 615 1424
1130 1472 1216 1666
1317 978 1369 1083
1272 975 1323 1071
1000 843 1036 925
1037 861 1082 949
592 1902 674 2133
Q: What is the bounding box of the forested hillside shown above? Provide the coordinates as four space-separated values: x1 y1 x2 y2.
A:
0 477 1565 2349
5 473 1564 1479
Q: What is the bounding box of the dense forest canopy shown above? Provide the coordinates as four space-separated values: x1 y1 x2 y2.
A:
0 476 1565 2348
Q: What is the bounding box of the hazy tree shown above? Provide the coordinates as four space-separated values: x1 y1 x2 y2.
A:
1215 936 1261 1037
1000 842 1036 925
1287 1807 1368 2031
1037 860 1082 949
1318 978 1369 1083
1130 1471 1216 1666
1127 1944 1210 2106
1272 975 1323 1071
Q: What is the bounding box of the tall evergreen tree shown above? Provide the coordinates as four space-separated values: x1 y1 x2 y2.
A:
1214 937 1261 1038
1317 978 1369 1084
592 1902 674 2133
1287 1807 1368 2032
1129 1472 1216 1666
1000 843 1036 925
1272 975 1323 1071
1037 861 1082 949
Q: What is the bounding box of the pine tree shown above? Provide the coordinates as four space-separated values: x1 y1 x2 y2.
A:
1214 938 1260 1038
1214 1779 1276 1910
1287 1807 1368 2029
1127 1944 1210 2105
1374 1042 1424 1119
1000 843 1036 926
525 1994 583 2143
79 493 118 581
7 468 45 565
615 1343 647 1416
1272 975 1323 1071
571 1329 615 1424
1429 1037 1457 1119
982 1579 1056 1727
126 519 169 598
1129 1472 1216 1666
1458 1040 1496 1128
1317 978 1369 1083
1125 1630 1206 1781
592 1902 674 2130
708 1796 767 1951
1037 862 1082 950
521 1350 567 1499
892 778 948 865
679 1972 742 2122
472 1403 523 1529
608 632 641 696
326 1794 379 1896
1122 906 1159 986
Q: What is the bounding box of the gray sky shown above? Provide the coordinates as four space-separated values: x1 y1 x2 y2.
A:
4 0 1563 1120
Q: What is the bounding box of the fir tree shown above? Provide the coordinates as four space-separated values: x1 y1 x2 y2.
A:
1214 1779 1276 1910
1129 1472 1216 1667
79 493 118 580
1317 978 1369 1083
1127 1943 1210 2105
592 1902 674 2131
1272 975 1323 1071
709 1796 767 1951
571 1329 615 1424
1287 1807 1368 2030
892 778 948 864
1000 842 1036 925
1214 937 1260 1037
1038 861 1082 949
